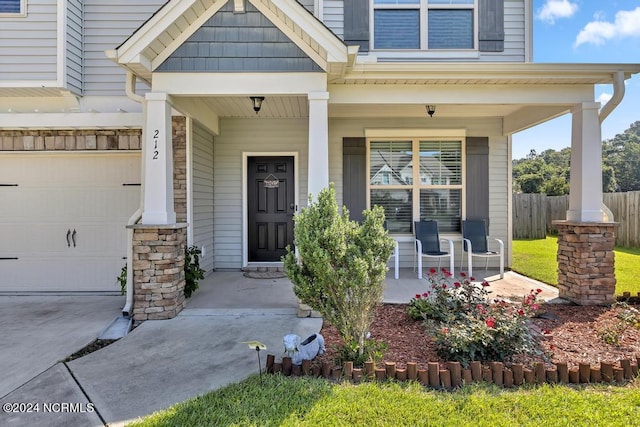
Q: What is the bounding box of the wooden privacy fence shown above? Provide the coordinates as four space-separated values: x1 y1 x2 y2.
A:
512 191 640 248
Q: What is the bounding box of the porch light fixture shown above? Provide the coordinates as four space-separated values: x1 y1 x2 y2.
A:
426 105 436 117
250 96 265 114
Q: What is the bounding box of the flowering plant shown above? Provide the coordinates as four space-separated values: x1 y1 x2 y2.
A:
408 268 545 366
407 268 489 323
432 289 544 366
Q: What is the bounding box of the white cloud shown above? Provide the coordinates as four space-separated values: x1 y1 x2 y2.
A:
596 92 612 105
575 7 640 47
537 0 579 24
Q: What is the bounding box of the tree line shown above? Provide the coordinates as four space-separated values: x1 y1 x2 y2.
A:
513 120 640 195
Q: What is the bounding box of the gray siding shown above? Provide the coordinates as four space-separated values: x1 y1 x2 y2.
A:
213 118 309 270
324 0 344 39
297 0 314 15
157 2 321 72
0 0 58 82
83 0 163 96
66 0 83 95
192 120 215 274
478 0 525 62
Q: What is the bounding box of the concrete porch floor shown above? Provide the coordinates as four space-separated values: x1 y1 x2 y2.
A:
187 268 561 311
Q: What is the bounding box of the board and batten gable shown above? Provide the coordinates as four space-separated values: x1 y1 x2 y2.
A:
65 0 83 95
83 0 164 96
191 119 215 274
213 118 309 270
0 0 58 82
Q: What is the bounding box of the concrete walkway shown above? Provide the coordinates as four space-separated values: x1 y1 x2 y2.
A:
0 269 558 427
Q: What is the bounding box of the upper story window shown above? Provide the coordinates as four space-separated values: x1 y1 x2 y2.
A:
0 0 24 15
372 0 475 50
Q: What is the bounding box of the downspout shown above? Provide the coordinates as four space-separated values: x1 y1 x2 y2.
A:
597 71 625 222
122 71 145 316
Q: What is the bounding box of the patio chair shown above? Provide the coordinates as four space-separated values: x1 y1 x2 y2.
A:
461 218 504 279
413 220 454 279
384 221 399 279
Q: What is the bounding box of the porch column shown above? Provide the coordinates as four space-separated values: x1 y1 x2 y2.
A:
307 91 329 199
142 92 176 224
567 102 603 222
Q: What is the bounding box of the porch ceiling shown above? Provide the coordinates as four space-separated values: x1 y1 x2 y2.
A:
181 95 563 121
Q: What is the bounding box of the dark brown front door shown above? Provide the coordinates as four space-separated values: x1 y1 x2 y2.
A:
247 156 295 262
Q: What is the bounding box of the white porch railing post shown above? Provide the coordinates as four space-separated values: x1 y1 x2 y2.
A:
142 92 176 225
567 102 603 222
307 91 330 200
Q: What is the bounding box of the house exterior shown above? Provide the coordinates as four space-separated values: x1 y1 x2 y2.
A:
1 0 639 316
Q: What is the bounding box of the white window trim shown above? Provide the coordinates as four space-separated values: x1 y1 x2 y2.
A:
0 0 26 17
370 0 478 54
366 132 466 236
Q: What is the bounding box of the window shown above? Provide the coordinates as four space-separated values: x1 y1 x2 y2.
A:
372 0 475 50
369 139 463 233
0 0 24 14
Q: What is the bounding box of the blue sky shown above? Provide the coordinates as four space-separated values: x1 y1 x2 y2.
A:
511 0 640 159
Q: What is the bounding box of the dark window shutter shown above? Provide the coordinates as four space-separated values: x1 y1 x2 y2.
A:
466 137 489 220
478 0 504 52
343 138 367 222
344 0 369 52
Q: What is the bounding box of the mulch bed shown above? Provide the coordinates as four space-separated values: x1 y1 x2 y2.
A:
315 303 640 370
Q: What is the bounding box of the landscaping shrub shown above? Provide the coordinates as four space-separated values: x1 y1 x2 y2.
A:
409 269 545 366
283 184 395 360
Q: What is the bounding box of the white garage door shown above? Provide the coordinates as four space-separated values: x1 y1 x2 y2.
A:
0 153 141 292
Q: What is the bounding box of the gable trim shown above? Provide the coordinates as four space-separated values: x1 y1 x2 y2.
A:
114 0 347 79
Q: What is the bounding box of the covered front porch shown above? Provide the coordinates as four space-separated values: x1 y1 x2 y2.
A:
186 268 560 314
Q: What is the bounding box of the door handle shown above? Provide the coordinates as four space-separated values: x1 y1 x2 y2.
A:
66 229 71 247
72 229 77 247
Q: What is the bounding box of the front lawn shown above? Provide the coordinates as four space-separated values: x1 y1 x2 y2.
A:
129 374 640 427
512 237 640 296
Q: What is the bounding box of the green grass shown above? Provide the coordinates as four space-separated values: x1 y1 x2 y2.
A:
129 374 640 427
512 237 640 296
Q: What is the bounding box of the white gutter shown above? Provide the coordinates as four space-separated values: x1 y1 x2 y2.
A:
598 71 625 222
599 71 625 124
122 71 145 316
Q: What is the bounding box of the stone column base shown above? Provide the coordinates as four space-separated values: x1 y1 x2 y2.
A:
554 221 617 306
129 223 188 321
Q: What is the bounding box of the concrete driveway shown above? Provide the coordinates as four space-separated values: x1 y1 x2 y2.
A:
0 295 124 398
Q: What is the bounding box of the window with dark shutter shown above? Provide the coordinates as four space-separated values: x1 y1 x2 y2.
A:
0 0 22 14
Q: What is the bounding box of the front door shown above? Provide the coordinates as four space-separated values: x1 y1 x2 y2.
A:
247 156 295 262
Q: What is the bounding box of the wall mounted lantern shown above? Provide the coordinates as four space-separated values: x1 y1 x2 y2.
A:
426 105 436 117
250 96 265 114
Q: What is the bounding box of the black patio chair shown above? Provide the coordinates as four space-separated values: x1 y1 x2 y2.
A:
461 218 504 279
413 220 454 279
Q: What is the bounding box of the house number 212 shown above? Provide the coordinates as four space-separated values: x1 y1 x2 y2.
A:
152 129 160 160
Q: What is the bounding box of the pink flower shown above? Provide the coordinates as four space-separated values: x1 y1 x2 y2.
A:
470 276 476 281
454 282 461 288
442 327 449 334
481 281 490 287
477 304 484 310
422 292 429 298
429 268 437 274
485 317 496 328
517 309 525 316
415 294 421 299
442 284 447 289
532 304 539 311
536 288 542 294
549 344 555 350
460 272 467 277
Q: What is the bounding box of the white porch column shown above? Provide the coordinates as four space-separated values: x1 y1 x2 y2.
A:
307 91 330 199
567 102 604 222
142 92 176 224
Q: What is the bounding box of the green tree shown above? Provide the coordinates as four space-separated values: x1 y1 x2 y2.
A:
283 184 395 358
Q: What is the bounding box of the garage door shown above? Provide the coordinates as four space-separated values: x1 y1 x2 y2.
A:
0 153 141 292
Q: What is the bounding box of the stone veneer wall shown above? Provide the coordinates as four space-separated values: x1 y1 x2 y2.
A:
554 221 617 306
172 117 187 223
131 224 188 321
0 129 141 151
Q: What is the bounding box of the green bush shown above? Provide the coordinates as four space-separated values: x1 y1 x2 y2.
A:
184 245 205 298
410 269 545 366
283 184 395 359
